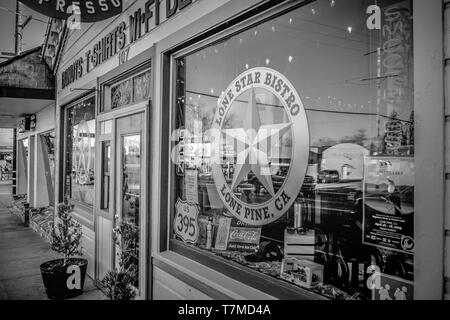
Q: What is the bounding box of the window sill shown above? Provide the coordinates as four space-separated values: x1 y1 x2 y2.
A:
154 239 327 300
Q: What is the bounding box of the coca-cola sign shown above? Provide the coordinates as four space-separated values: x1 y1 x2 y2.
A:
229 229 259 242
227 227 261 252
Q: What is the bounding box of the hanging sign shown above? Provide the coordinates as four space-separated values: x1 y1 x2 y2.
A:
379 0 413 138
210 67 310 226
362 156 414 254
19 0 123 23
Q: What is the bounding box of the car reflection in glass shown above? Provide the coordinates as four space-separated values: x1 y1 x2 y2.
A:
318 170 340 184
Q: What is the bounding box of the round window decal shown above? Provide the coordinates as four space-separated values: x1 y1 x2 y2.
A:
210 67 310 226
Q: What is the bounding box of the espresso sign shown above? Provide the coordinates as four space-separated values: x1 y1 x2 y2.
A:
19 0 123 23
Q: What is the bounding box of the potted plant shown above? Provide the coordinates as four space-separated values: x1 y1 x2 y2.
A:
39 200 88 299
100 269 136 300
100 220 139 300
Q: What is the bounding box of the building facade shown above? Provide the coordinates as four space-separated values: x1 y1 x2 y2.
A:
35 0 449 299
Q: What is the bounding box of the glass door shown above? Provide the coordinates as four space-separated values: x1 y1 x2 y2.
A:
114 112 145 297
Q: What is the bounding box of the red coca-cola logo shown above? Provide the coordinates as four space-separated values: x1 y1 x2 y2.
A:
229 229 259 242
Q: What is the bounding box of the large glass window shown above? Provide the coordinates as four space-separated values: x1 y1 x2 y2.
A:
171 0 414 300
40 131 56 206
65 96 96 206
19 138 29 193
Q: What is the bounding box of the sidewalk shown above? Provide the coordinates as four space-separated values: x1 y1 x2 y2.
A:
0 189 106 300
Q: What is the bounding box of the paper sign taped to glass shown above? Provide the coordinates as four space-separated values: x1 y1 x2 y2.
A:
362 156 414 254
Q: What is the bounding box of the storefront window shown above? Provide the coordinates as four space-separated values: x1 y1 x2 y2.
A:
171 0 414 300
65 96 96 206
20 138 29 190
111 79 132 109
109 69 152 110
40 131 56 206
133 70 151 102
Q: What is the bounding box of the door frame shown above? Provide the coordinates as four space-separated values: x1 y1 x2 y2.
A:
94 46 154 299
94 103 150 299
114 111 147 299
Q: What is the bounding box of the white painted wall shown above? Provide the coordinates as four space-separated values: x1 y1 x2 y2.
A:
0 128 13 148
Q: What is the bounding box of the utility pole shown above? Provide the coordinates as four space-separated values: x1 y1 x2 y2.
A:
12 1 23 195
14 0 23 55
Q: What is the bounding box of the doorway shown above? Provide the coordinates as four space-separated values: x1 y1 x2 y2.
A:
95 110 148 299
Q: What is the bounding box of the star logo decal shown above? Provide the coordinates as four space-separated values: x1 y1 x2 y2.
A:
222 88 292 196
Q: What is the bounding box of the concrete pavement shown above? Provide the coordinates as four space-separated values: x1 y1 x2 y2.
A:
0 184 106 300
0 181 11 195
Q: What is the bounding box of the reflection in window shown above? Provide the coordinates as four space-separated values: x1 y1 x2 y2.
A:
41 131 56 206
115 134 141 290
19 138 28 191
110 69 151 110
65 96 96 206
172 0 414 300
101 141 111 210
133 70 151 102
111 79 132 109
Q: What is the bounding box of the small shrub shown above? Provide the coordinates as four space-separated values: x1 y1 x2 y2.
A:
51 200 83 266
101 270 136 300
100 220 139 300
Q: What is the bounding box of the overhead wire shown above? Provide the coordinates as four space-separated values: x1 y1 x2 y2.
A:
0 5 48 24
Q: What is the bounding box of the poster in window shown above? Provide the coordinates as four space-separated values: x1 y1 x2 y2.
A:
185 169 198 204
362 156 414 254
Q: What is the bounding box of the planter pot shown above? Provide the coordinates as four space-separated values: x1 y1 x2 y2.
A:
40 258 88 299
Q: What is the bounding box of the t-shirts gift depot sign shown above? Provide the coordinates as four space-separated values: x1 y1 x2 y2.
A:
19 0 123 23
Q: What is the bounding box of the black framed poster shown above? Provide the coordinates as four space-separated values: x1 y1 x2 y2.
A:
362 156 414 254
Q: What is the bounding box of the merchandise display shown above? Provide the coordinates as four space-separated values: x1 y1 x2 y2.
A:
284 228 315 261
280 257 324 289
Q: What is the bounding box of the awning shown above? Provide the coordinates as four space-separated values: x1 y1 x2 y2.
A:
0 47 55 128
